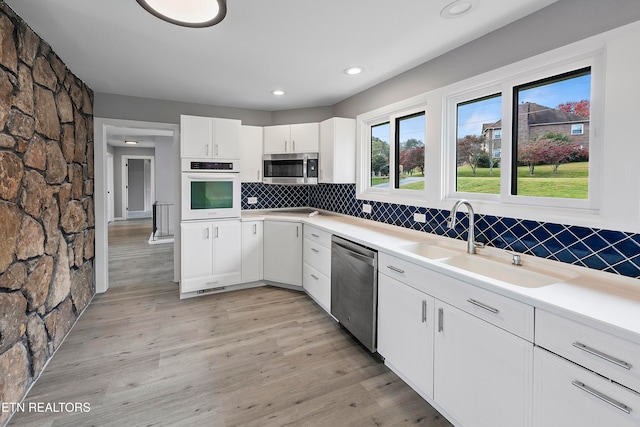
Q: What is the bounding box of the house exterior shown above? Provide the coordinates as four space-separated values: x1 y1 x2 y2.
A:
481 102 590 158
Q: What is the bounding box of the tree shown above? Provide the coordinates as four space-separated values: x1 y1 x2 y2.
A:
557 99 590 118
371 137 389 176
536 133 575 174
399 145 424 175
457 135 485 175
518 132 584 175
518 138 546 175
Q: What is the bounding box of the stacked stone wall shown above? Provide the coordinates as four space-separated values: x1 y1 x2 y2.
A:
0 3 94 424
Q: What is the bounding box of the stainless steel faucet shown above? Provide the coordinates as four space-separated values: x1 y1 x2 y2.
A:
447 199 477 254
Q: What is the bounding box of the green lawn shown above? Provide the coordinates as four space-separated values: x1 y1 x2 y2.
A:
371 163 588 198
456 162 588 198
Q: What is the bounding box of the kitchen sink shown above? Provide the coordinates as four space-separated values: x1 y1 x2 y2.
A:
440 255 571 288
398 242 462 260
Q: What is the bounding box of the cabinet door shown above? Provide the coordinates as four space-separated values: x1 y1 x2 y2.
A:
181 115 213 158
181 222 213 278
212 220 242 276
263 125 290 154
319 118 355 183
434 300 533 427
378 273 434 399
263 221 302 287
290 122 319 153
239 126 264 182
534 347 640 427
242 221 263 283
213 118 240 159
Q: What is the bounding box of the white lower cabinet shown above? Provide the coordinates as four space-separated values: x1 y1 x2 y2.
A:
377 273 434 399
241 220 263 283
180 220 242 293
263 220 302 287
302 225 332 312
433 299 534 427
533 347 640 427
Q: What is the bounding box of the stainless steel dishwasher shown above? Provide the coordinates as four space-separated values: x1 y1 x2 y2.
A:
331 235 378 352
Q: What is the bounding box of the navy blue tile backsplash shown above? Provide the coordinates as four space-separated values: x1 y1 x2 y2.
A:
242 183 640 279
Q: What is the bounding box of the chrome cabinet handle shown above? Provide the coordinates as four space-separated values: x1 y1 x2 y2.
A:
438 308 444 332
571 380 631 414
257 170 260 181
311 233 320 238
284 140 287 152
253 224 257 235
467 298 499 314
296 226 299 238
572 342 632 370
421 300 427 323
205 144 209 156
205 228 210 239
311 248 320 253
215 227 219 238
310 274 319 280
386 265 405 274
293 140 296 152
214 144 219 156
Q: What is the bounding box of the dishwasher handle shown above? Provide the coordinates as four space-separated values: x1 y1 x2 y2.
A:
332 236 377 267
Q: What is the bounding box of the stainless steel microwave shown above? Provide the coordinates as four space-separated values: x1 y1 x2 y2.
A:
263 153 318 185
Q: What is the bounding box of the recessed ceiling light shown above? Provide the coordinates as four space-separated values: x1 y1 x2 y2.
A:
136 0 227 28
272 90 285 96
440 0 476 19
125 140 138 145
344 66 364 75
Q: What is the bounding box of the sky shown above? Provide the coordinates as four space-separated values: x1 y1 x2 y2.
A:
457 73 591 137
371 114 425 145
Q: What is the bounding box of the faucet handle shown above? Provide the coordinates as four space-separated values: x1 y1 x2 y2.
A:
511 253 522 266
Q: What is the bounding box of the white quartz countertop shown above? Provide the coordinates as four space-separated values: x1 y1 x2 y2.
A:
243 209 640 344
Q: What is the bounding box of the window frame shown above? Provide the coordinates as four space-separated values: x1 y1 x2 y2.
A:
443 53 603 211
356 94 428 205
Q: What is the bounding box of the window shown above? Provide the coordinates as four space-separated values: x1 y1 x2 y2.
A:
455 94 502 195
512 68 591 200
571 123 584 135
370 122 390 188
359 95 427 201
396 112 425 191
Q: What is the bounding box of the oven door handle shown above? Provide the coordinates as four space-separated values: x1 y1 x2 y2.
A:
185 173 237 180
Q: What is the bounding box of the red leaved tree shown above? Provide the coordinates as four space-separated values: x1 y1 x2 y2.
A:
557 99 590 118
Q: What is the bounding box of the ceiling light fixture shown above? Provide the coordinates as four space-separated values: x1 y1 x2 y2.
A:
125 140 138 145
440 0 476 19
344 66 364 75
271 90 285 96
136 0 227 28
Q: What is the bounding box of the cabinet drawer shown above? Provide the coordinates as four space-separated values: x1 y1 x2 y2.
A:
303 263 331 312
536 310 640 392
303 238 331 274
439 276 534 341
379 252 429 287
180 271 241 293
534 347 640 427
303 225 332 248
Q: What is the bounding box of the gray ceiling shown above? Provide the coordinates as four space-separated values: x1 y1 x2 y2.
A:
5 0 558 112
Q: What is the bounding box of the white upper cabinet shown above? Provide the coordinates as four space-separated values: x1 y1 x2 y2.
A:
264 123 319 154
180 114 241 159
239 125 263 183
319 117 356 183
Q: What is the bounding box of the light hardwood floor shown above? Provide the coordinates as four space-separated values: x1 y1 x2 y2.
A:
9 220 452 426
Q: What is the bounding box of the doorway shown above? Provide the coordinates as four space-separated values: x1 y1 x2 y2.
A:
122 155 155 219
94 118 181 294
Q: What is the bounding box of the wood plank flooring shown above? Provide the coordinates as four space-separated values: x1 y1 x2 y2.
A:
9 220 452 427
